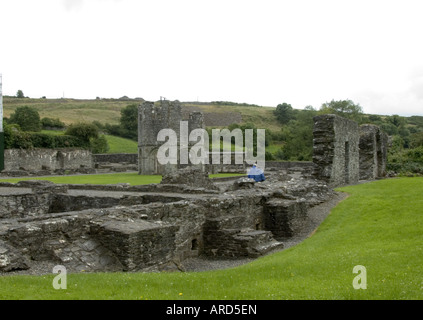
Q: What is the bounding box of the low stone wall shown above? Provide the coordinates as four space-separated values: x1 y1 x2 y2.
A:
93 153 137 164
266 161 314 169
0 193 52 219
3 148 93 172
91 220 178 271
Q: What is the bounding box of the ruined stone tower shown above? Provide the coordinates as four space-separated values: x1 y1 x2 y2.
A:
313 114 389 187
312 114 360 187
137 100 205 175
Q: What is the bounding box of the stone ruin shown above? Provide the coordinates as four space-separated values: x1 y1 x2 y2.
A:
313 114 388 187
138 100 205 175
0 110 389 274
0 169 334 273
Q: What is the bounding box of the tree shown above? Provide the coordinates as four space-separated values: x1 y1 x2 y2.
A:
386 114 406 128
65 122 110 152
120 104 138 132
274 103 295 125
16 90 25 98
410 132 423 148
319 99 363 122
279 107 317 161
90 135 110 153
9 106 42 132
65 123 99 147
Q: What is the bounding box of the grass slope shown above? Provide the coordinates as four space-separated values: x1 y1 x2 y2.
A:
104 135 138 154
0 178 422 300
3 98 280 130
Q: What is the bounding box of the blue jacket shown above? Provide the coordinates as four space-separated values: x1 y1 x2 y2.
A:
248 166 266 182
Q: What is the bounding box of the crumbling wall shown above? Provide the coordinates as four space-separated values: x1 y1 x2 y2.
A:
91 220 178 271
138 100 182 175
161 167 217 190
313 114 360 187
0 167 339 274
359 124 388 180
138 100 205 175
3 148 93 172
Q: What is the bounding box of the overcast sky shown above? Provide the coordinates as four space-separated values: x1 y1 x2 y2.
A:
1 0 423 116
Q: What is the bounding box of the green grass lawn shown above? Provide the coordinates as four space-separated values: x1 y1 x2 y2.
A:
0 172 245 185
104 135 138 154
0 177 422 300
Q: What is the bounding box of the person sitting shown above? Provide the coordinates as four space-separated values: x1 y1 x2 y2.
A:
247 163 266 182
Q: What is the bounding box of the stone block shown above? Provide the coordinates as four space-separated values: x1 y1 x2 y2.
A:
263 199 308 239
91 220 178 271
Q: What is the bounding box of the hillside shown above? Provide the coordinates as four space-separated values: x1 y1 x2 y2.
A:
3 97 136 126
3 97 281 131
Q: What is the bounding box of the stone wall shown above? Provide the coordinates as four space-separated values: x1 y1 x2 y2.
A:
138 100 183 175
3 148 93 172
313 114 360 186
138 100 206 175
91 220 178 271
0 170 337 273
93 153 137 164
0 193 52 219
359 124 389 180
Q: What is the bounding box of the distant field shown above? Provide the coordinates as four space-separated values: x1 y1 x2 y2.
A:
184 103 281 132
3 98 133 126
3 98 280 131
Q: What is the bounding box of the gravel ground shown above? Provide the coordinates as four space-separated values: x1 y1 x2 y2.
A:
0 192 348 276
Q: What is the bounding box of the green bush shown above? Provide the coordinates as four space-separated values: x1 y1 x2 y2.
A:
9 106 42 132
3 123 85 149
28 133 55 148
53 135 84 148
90 135 109 154
41 117 66 129
65 123 99 147
387 146 423 175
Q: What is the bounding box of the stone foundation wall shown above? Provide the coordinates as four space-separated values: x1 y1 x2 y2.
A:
3 148 93 172
91 220 178 271
0 170 338 273
93 153 137 164
0 193 52 219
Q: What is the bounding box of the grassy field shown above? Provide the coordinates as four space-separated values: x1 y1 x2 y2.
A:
0 177 422 300
104 135 138 154
0 172 245 185
3 98 280 130
3 98 130 125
